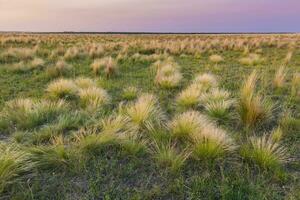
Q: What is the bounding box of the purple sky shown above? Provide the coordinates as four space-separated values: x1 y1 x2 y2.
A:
0 0 299 32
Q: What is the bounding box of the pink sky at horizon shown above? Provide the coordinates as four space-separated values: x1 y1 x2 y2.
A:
0 0 299 32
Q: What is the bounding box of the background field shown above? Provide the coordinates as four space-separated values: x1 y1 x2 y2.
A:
0 34 299 200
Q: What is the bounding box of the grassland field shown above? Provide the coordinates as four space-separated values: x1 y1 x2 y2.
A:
0 34 299 199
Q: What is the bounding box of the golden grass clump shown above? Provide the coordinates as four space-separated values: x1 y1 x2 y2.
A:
100 115 132 137
199 88 230 103
209 54 223 63
151 141 190 173
155 62 182 89
239 53 263 65
75 77 97 89
238 70 273 127
64 47 82 60
168 111 209 140
150 57 174 73
29 140 71 171
122 86 138 101
176 84 203 109
46 78 78 99
271 127 283 142
291 73 300 97
273 66 287 89
241 135 289 170
78 86 110 109
49 46 66 59
193 73 218 89
9 61 27 72
199 88 234 120
125 94 165 130
91 57 118 77
90 59 102 74
88 44 104 58
47 59 72 77
30 57 45 68
74 129 119 156
284 51 293 63
8 57 44 72
0 142 33 193
1 47 36 61
190 124 236 160
204 100 235 120
0 98 68 130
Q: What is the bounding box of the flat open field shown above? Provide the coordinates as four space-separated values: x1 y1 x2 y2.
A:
0 34 299 199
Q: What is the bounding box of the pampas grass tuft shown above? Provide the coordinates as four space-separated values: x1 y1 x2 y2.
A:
209 54 223 63
78 86 110 110
238 71 273 127
241 135 289 169
46 79 78 99
155 63 182 89
125 94 165 131
273 66 287 89
0 142 33 193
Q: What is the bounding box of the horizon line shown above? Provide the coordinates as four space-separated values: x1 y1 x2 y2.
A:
0 31 299 35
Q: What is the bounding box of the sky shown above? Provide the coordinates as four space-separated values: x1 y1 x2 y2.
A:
0 0 299 32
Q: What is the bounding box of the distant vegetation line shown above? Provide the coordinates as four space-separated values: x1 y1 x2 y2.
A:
0 31 298 35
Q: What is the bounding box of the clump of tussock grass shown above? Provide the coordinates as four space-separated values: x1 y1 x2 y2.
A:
124 94 166 131
243 46 250 55
73 129 120 156
271 127 283 142
0 142 33 193
241 135 289 170
291 73 300 98
150 57 174 74
78 86 110 110
29 139 71 171
23 111 88 144
8 58 44 72
0 98 68 131
49 46 66 59
120 138 148 156
273 66 287 89
193 73 218 90
47 59 73 77
8 61 27 72
155 62 182 89
209 54 223 63
46 78 78 99
150 140 190 173
168 111 208 140
64 47 84 60
279 111 300 136
1 47 36 62
91 57 118 77
238 70 273 128
204 100 235 120
74 77 97 89
122 86 138 101
199 88 230 103
199 88 235 120
99 115 145 155
101 115 131 136
239 53 264 66
176 84 203 109
190 124 236 161
175 73 218 110
284 51 293 64
30 57 44 68
87 44 104 58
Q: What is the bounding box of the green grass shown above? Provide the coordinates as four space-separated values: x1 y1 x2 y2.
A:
0 34 299 199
